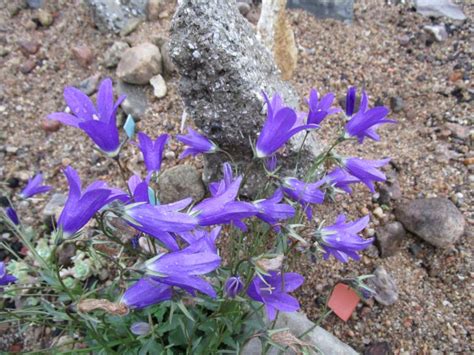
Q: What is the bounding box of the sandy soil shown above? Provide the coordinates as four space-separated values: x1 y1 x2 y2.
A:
0 0 472 353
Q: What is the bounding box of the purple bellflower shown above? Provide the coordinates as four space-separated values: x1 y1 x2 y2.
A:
0 262 17 286
176 127 218 159
136 132 168 177
224 276 244 299
208 162 233 197
121 277 172 309
179 226 222 253
19 174 52 199
192 166 257 230
57 166 121 237
5 207 20 225
48 78 125 156
323 167 360 194
306 88 340 125
344 88 395 143
316 214 373 263
343 157 390 193
253 188 295 230
127 175 149 203
255 92 318 158
124 198 197 251
282 178 325 219
247 271 304 320
146 237 221 298
264 155 278 172
345 86 357 117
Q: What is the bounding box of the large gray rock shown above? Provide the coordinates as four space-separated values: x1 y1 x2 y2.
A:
157 165 205 204
242 312 358 354
170 0 320 196
287 0 354 22
415 0 466 21
85 0 148 33
117 43 162 85
395 197 465 248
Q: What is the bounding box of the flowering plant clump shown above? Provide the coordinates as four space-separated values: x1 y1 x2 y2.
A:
0 79 393 353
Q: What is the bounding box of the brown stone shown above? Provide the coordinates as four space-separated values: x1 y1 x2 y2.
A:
72 45 93 67
18 39 40 56
19 59 36 74
448 71 462 83
41 119 61 133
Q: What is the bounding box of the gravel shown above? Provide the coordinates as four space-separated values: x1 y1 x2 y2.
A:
0 0 472 352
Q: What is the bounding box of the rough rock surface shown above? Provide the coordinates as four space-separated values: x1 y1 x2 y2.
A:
395 197 465 248
84 0 148 33
157 165 205 204
369 266 399 306
117 42 162 85
257 0 298 80
242 312 358 354
169 0 320 195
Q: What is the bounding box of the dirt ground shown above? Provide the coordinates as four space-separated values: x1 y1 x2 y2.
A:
0 0 472 353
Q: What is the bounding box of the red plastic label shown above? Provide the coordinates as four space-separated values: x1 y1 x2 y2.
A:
328 283 360 321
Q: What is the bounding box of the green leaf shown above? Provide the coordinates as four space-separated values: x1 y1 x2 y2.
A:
139 339 163 355
177 300 195 322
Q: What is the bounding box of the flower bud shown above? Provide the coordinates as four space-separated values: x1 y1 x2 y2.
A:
130 322 151 336
224 276 243 299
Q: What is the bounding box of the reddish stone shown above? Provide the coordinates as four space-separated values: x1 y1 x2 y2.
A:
72 45 93 67
449 71 462 83
19 59 36 74
18 39 40 56
41 119 61 133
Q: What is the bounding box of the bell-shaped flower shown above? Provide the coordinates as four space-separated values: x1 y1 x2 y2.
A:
136 132 168 177
255 92 319 158
57 166 121 237
127 175 150 203
19 173 52 199
343 157 390 193
176 127 218 159
247 271 304 320
192 164 258 230
344 87 395 143
48 78 125 156
253 188 295 230
322 167 360 194
179 226 221 253
146 237 221 298
282 177 325 219
208 162 234 197
5 207 20 225
345 86 357 117
224 276 244 299
316 214 373 263
306 88 340 125
264 155 278 172
121 277 172 310
123 198 197 251
0 262 17 286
